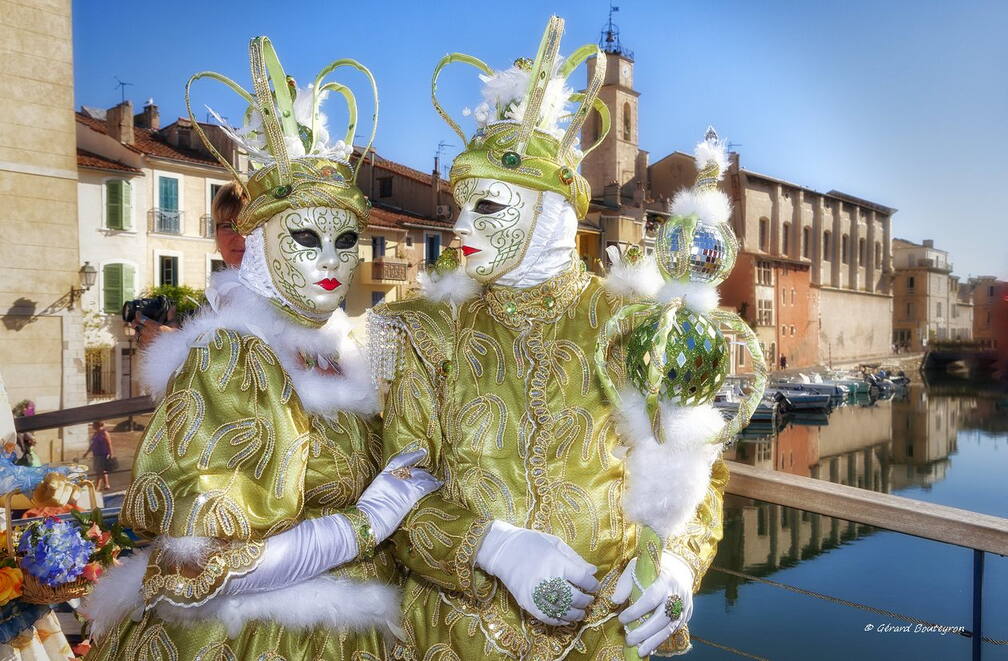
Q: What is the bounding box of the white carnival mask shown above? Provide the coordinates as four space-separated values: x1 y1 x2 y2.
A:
261 206 362 316
453 177 543 284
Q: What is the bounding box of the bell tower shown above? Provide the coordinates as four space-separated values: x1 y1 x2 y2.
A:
580 4 643 207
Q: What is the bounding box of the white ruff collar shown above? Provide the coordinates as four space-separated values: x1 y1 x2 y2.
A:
139 269 378 417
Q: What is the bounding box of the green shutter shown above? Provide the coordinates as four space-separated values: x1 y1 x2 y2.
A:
103 263 123 314
106 180 123 230
159 177 178 211
122 263 135 302
121 179 132 229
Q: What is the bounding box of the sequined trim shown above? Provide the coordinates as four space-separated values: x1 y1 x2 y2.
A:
454 516 494 600
484 263 589 328
344 507 378 560
142 541 265 608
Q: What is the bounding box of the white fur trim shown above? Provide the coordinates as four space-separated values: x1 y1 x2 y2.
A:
156 536 215 566
139 269 378 417
418 268 480 306
694 140 729 177
82 548 402 642
153 574 402 640
670 189 732 225
475 64 572 140
656 280 721 314
616 389 725 538
603 250 663 300
81 548 150 640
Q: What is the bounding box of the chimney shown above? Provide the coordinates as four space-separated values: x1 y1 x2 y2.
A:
134 98 159 130
923 239 934 248
106 100 134 145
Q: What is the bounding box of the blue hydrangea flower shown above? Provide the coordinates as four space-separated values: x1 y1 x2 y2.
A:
17 518 94 587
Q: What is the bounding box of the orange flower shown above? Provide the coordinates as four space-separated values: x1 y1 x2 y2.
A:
98 531 111 547
82 562 103 582
84 523 101 540
0 566 23 606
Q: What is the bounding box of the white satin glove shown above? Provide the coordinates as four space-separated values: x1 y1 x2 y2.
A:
614 551 695 657
475 520 600 626
356 449 443 543
220 449 440 596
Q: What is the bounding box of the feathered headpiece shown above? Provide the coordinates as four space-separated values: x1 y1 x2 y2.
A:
432 16 610 218
185 36 378 234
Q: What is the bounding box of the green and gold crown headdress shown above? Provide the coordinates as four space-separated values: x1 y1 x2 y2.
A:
432 16 610 219
185 36 378 234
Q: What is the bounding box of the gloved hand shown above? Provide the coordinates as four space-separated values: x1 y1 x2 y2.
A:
219 449 440 597
614 551 695 657
475 520 599 626
356 449 443 543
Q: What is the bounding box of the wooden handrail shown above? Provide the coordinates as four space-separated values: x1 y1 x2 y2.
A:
726 460 1008 555
13 395 155 433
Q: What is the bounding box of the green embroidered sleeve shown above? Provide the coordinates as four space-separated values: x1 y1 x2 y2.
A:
122 328 311 543
379 311 495 600
664 457 729 593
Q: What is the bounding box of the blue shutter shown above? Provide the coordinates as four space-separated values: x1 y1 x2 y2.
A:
159 177 178 211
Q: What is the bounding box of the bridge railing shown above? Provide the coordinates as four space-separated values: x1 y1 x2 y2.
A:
13 398 1008 659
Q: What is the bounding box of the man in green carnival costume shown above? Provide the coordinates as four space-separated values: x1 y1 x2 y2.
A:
371 16 737 660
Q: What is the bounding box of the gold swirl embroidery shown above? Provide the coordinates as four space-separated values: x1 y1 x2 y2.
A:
121 471 174 535
183 490 251 539
458 327 506 384
142 541 264 608
144 388 205 457
123 620 178 661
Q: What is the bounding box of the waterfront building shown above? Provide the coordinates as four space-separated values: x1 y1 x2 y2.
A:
891 238 972 351
970 275 1007 349
579 21 895 369
0 0 88 458
75 101 239 402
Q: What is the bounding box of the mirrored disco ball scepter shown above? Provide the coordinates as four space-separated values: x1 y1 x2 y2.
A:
594 128 767 661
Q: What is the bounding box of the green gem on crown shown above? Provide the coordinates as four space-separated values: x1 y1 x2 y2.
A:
501 151 522 169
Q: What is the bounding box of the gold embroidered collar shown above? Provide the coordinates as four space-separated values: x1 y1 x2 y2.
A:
484 262 589 327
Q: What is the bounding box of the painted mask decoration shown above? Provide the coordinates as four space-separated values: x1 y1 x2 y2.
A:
262 206 362 315
453 177 542 284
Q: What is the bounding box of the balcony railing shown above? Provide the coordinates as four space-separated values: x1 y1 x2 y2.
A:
918 257 952 273
149 208 183 234
201 213 215 238
371 260 407 282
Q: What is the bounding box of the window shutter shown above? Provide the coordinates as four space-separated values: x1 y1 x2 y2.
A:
106 180 123 230
122 263 135 302
103 263 123 314
159 177 178 211
121 179 132 229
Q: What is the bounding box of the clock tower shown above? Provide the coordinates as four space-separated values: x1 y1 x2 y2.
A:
580 9 646 210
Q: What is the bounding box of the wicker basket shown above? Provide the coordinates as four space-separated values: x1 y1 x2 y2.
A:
5 480 99 604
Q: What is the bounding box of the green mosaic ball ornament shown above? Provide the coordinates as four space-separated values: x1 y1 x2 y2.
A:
625 307 729 407
654 215 738 286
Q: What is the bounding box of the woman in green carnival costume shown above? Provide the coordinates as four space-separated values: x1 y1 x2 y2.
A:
82 37 440 660
370 16 763 661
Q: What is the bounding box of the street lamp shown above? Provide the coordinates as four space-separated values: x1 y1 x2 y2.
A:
69 261 98 309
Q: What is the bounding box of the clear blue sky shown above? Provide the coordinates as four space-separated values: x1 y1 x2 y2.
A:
73 0 1007 279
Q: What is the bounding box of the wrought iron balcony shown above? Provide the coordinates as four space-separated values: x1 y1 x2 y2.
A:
371 260 407 282
149 208 183 234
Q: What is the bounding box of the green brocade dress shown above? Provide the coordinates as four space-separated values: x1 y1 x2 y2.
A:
87 300 397 660
374 266 728 661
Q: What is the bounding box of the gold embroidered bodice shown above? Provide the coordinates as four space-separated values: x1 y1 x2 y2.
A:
375 267 727 660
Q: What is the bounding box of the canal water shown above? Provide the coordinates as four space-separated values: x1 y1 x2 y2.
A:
669 379 1008 661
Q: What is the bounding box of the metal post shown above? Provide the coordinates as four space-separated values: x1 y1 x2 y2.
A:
973 549 984 661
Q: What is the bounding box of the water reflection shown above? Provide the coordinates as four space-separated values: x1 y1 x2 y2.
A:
686 381 1008 659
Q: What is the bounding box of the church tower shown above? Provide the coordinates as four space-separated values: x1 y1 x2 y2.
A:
580 6 645 209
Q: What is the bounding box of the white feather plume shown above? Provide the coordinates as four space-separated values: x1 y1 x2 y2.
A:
670 189 732 225
418 268 481 306
470 64 573 139
694 137 729 177
603 248 663 300
656 279 721 314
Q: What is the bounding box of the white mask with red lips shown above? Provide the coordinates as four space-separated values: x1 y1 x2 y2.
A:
240 206 362 321
453 177 577 288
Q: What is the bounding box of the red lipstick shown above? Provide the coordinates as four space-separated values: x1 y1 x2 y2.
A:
315 278 342 291
461 246 482 256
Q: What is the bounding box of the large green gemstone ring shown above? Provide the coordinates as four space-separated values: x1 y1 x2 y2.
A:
532 577 573 620
665 594 684 621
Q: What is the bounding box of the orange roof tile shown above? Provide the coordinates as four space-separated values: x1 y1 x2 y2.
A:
75 112 224 168
76 149 142 173
367 206 453 231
